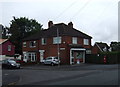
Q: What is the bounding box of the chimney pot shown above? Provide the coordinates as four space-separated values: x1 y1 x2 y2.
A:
48 21 53 28
68 22 73 28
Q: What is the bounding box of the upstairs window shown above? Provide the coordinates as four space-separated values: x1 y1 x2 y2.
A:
84 39 89 45
29 41 36 48
53 37 61 44
72 37 77 44
23 42 27 47
41 38 47 45
8 45 11 51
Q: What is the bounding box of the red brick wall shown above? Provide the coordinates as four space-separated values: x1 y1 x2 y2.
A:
92 45 100 54
22 36 92 64
38 37 70 64
0 41 15 55
22 40 39 52
22 40 39 61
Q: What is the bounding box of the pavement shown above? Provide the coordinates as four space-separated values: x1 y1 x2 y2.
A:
21 63 119 71
21 63 92 71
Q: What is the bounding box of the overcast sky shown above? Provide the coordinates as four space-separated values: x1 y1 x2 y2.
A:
0 0 119 45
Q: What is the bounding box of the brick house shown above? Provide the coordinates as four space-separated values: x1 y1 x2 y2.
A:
92 42 110 54
0 39 15 60
22 21 92 64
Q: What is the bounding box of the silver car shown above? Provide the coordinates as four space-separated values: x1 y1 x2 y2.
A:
43 57 60 66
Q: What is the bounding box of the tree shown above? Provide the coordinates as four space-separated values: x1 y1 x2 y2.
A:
0 25 9 39
110 42 120 52
8 16 43 54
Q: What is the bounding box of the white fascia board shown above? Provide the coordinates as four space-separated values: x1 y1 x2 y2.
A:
70 48 86 51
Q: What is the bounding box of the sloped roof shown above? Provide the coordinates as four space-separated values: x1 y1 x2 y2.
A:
23 23 92 41
95 42 109 52
0 39 8 44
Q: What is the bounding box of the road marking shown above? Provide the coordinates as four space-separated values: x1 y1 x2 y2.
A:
4 74 8 76
8 82 16 85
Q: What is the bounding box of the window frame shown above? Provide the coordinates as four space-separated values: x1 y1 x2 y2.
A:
23 42 27 47
41 38 47 45
28 52 36 62
53 37 62 44
29 41 36 48
8 45 11 51
84 39 89 45
72 37 77 44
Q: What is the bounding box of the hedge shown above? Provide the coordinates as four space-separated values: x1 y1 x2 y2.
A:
85 52 120 64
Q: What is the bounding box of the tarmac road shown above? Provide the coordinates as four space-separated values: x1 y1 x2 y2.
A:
2 64 119 86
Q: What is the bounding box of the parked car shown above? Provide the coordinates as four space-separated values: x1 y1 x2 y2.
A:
43 56 60 66
2 59 20 69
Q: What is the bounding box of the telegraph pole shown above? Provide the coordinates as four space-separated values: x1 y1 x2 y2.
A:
57 28 60 66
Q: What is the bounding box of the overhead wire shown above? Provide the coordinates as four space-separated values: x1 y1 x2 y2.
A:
71 0 92 19
89 2 118 30
54 0 78 20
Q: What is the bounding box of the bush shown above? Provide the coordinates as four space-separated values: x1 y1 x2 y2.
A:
85 54 104 64
86 51 120 64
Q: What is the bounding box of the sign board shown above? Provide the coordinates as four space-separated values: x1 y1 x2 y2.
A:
60 48 65 50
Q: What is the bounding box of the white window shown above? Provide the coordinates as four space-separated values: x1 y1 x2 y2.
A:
23 42 27 47
8 45 11 51
28 53 36 62
103 47 107 52
29 41 36 47
72 37 77 44
86 50 91 54
53 37 61 44
84 39 89 45
41 38 46 45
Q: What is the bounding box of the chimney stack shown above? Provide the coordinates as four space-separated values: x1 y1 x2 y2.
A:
48 21 53 28
68 22 73 28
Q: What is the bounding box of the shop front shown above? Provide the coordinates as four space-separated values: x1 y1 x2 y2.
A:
70 48 86 65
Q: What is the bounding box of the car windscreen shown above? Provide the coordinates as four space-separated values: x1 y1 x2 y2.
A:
8 60 16 64
54 57 58 59
2 60 8 64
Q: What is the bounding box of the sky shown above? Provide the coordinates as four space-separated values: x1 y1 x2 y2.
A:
0 0 119 45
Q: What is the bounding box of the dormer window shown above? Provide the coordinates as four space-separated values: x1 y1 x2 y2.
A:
103 47 107 52
29 41 36 48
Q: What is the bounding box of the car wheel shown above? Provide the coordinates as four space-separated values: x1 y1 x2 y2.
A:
51 63 54 66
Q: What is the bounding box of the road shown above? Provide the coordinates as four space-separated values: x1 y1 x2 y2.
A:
2 64 119 86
